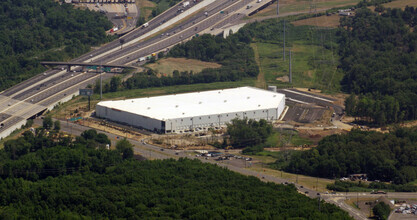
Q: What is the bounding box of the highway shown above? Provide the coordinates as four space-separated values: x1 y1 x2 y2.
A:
0 0 270 139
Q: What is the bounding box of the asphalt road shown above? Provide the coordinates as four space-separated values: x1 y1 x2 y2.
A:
0 0 265 138
1 0 252 137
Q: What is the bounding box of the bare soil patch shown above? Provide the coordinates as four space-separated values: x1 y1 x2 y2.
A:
276 75 289 82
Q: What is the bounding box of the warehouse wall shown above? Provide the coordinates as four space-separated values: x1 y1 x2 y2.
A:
166 97 285 133
96 105 163 131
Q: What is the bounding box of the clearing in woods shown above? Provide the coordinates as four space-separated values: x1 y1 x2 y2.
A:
147 57 222 76
292 14 341 28
251 0 361 18
253 40 342 92
380 0 417 9
251 43 267 89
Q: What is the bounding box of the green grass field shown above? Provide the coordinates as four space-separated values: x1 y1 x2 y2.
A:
147 58 222 76
252 0 361 18
265 130 313 147
252 38 342 92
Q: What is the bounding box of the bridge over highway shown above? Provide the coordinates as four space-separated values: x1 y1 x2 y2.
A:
40 61 134 72
0 0 278 137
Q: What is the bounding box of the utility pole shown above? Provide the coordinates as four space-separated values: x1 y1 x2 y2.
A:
289 49 292 84
283 20 286 61
277 0 279 16
318 196 321 211
100 63 103 100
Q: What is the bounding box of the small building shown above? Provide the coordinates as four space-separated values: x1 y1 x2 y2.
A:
339 11 353 16
96 87 286 133
349 174 367 181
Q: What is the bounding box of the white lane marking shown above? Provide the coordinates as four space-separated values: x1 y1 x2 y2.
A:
282 89 334 103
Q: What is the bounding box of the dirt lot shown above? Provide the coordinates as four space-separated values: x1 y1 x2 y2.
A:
149 132 224 150
298 128 347 144
147 58 222 76
292 14 341 28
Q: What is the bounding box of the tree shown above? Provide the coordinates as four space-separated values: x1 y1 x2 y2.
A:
136 16 145 27
373 202 391 220
53 120 61 132
43 116 53 130
81 129 98 140
116 138 134 159
226 118 273 149
110 76 121 92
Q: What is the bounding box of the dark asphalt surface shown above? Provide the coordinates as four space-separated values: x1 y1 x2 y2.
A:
278 88 344 119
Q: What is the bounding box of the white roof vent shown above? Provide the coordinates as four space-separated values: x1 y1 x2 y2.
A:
175 105 179 108
273 95 276 97
199 101 202 104
258 104 261 107
147 107 151 110
182 112 185 115
247 96 250 99
224 100 227 103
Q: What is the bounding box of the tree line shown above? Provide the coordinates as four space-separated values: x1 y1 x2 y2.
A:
282 127 417 184
0 0 114 91
327 180 417 192
339 6 417 125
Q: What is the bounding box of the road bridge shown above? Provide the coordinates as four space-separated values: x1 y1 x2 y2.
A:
40 61 134 72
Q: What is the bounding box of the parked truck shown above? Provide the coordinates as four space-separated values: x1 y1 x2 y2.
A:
142 22 149 28
183 1 190 7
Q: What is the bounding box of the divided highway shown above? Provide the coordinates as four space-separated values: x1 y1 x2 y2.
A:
0 0 270 138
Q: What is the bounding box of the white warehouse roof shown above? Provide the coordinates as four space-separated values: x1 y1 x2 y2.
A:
97 87 285 120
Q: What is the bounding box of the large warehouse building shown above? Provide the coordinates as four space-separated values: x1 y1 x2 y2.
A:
96 87 285 133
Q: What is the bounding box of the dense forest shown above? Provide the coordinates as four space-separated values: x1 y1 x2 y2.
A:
339 6 417 125
225 118 273 154
0 128 351 219
0 0 114 91
282 127 417 184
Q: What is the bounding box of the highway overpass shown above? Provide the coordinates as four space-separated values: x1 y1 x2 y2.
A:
40 61 133 72
0 0 275 138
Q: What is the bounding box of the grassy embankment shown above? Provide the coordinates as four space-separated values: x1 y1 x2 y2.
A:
251 0 361 18
147 58 222 76
252 33 343 93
